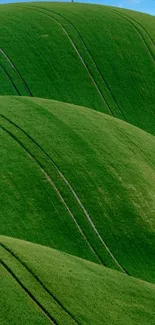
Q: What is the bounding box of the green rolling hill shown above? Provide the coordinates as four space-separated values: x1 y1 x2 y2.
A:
1 95 155 282
0 2 155 325
1 236 155 325
0 2 155 134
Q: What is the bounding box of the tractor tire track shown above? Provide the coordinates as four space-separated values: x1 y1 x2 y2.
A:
29 4 127 121
18 5 113 116
0 62 21 95
0 242 80 325
0 117 102 265
0 48 33 96
111 9 155 65
118 11 155 47
0 258 56 325
39 166 102 266
0 111 126 273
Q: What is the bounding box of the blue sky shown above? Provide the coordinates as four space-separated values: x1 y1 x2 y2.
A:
0 0 155 15
102 0 155 15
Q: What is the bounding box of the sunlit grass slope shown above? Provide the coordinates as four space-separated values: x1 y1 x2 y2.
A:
1 235 155 325
1 96 155 283
0 3 155 134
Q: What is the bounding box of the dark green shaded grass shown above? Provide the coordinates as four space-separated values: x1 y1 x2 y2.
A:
0 65 17 95
0 50 29 96
1 236 155 325
1 96 155 282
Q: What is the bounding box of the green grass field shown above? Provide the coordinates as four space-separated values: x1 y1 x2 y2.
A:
1 235 155 325
0 2 155 134
0 2 155 325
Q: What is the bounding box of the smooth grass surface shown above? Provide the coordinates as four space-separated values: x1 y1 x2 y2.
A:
0 3 155 134
0 96 155 282
1 236 155 325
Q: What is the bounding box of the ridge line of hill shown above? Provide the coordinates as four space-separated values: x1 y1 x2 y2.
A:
2 234 155 286
109 119 155 167
0 241 80 325
2 234 155 325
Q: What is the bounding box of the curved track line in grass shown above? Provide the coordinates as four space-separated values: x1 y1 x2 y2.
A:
39 166 101 265
0 118 102 266
18 5 113 116
32 5 128 121
0 62 21 95
24 5 126 119
0 111 125 273
57 168 126 273
111 10 155 124
118 11 155 47
0 48 33 96
0 258 56 325
0 243 80 325
111 10 155 65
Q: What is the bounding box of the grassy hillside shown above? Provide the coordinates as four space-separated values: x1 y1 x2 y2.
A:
1 235 155 325
117 7 155 42
1 96 155 283
0 3 155 325
0 3 155 134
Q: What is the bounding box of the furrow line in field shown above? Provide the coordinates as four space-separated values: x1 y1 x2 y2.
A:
19 5 113 116
0 242 80 325
118 11 155 46
55 168 126 272
34 5 128 121
0 117 102 265
26 5 126 119
0 62 20 95
111 10 155 64
0 112 125 273
40 167 102 265
0 258 56 324
0 48 33 96
126 136 155 168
